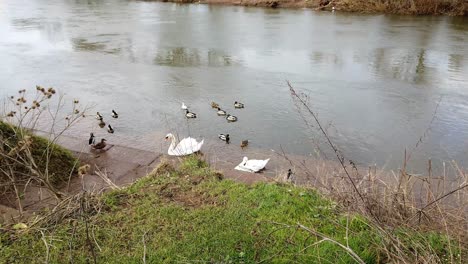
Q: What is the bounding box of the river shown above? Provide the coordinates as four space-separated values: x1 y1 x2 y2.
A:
1 0 468 173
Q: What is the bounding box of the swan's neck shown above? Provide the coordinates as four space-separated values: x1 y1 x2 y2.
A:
169 136 177 152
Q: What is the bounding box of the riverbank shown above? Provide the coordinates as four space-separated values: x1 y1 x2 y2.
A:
0 156 463 263
157 0 468 16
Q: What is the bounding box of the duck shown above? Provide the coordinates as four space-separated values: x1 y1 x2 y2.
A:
226 114 237 122
165 133 204 156
235 157 270 173
96 112 103 120
241 140 249 148
218 134 230 143
217 108 227 116
107 124 114 134
211 102 220 108
111 110 118 119
98 119 106 128
181 102 188 110
88 133 95 145
185 109 197 118
234 101 244 108
92 139 107 150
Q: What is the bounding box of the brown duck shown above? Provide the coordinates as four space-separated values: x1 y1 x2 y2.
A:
92 139 107 150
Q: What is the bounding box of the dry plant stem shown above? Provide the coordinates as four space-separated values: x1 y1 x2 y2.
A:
265 221 366 264
287 81 373 217
40 230 51 264
81 193 97 264
406 96 442 163
142 231 148 264
1 87 90 216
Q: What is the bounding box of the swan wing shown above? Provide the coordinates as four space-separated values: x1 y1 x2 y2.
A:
245 159 270 172
171 137 203 156
235 158 269 173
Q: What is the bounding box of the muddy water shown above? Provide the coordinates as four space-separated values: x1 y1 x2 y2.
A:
1 0 468 173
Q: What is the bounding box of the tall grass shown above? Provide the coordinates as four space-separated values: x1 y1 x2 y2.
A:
286 81 467 263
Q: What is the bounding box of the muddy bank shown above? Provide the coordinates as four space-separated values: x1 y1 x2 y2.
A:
154 0 468 16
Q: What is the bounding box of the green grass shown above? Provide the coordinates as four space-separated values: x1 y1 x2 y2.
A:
0 121 78 188
0 156 460 263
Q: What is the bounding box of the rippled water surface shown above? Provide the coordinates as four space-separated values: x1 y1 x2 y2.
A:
1 0 468 172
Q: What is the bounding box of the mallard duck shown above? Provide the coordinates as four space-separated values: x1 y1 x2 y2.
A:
218 134 230 143
181 102 188 110
185 109 197 118
235 157 270 173
88 133 95 145
107 124 114 134
226 114 237 122
165 133 204 156
92 139 107 150
234 101 244 108
96 112 103 120
217 108 226 116
240 140 249 148
98 119 106 128
111 110 118 118
211 102 220 108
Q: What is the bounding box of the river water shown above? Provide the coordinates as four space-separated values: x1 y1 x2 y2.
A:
1 0 468 173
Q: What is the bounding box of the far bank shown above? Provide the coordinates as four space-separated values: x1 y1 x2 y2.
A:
154 0 468 16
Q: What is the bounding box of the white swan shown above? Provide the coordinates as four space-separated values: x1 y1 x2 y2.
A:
181 102 188 110
235 157 270 173
165 133 204 156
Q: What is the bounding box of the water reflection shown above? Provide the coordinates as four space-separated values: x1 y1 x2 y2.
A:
1 0 468 173
153 47 234 67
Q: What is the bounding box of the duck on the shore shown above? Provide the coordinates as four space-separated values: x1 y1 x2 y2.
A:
92 138 107 150
234 101 244 109
181 102 188 110
96 112 103 120
217 108 227 116
218 134 230 143
88 133 95 145
235 157 270 173
287 169 293 180
165 133 204 156
107 124 114 134
211 102 219 108
240 140 249 148
226 114 237 122
185 109 197 118
111 110 118 119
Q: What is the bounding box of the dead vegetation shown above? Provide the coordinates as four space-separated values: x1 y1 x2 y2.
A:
0 86 90 220
286 81 467 262
334 0 468 15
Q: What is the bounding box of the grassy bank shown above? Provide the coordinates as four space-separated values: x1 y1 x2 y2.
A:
0 121 78 193
0 156 461 263
156 0 468 16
